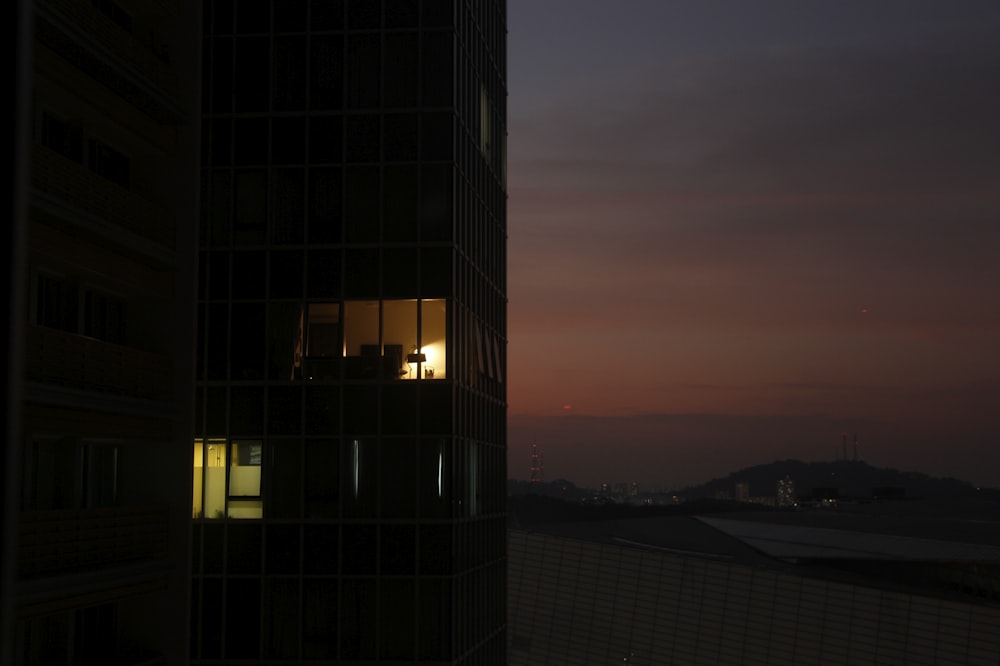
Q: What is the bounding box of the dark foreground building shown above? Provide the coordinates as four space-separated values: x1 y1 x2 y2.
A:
191 2 508 663
6 0 202 663
509 503 1000 664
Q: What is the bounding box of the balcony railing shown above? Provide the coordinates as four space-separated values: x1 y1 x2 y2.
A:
39 0 179 97
17 506 170 578
25 325 172 401
32 146 174 249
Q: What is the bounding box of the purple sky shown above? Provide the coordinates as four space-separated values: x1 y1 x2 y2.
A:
505 0 1000 489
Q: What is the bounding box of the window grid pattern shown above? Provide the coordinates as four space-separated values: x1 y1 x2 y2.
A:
194 1 506 663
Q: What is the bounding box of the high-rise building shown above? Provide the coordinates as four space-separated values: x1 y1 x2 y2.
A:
191 1 508 663
6 0 202 663
777 474 795 507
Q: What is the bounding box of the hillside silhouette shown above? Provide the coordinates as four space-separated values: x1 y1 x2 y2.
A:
681 459 988 500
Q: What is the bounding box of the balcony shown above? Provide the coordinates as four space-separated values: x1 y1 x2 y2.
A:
37 0 179 99
32 145 174 249
17 506 170 578
25 325 172 402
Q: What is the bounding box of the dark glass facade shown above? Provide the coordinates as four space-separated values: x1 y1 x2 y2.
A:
192 1 507 663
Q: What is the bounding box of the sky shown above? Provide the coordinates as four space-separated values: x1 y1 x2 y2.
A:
504 0 1000 490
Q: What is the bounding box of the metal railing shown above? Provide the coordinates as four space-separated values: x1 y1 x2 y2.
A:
25 325 172 401
17 505 170 577
32 145 174 249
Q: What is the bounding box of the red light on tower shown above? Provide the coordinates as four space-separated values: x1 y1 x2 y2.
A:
529 441 544 484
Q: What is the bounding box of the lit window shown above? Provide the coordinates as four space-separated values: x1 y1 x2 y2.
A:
228 440 262 518
193 438 226 519
341 299 447 380
192 438 262 519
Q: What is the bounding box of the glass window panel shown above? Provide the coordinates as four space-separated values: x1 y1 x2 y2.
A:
263 579 299 659
272 0 306 32
234 37 269 111
309 35 344 110
209 38 233 114
269 250 303 299
420 298 447 379
380 579 415 659
420 112 452 161
306 249 342 298
303 524 339 573
271 167 306 243
267 303 303 380
342 437 377 516
267 386 301 435
344 249 379 299
200 578 223 657
383 165 418 242
309 0 343 31
207 170 231 244
341 525 376 575
228 440 263 518
346 34 380 108
380 438 416 517
305 386 340 434
233 117 268 165
308 115 343 163
421 0 453 28
302 579 338 658
205 386 226 435
230 303 266 379
385 0 417 28
302 302 340 380
207 251 230 300
196 438 227 519
227 523 262 573
304 438 339 517
343 300 378 358
265 524 299 574
307 168 342 242
345 114 380 163
420 246 452 297
235 0 269 33
383 113 418 161
383 299 416 380
380 524 416 574
340 579 375 659
382 384 417 435
271 117 306 165
234 170 268 244
209 117 231 165
382 247 417 298
421 31 452 106
224 579 260 659
419 164 452 241
417 579 451 660
383 33 418 106
272 36 306 111
344 166 379 242
346 0 379 28
231 250 266 299
419 437 450 519
419 524 451 575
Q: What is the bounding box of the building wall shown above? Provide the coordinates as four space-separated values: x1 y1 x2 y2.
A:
192 1 507 663
508 530 1000 665
10 0 201 663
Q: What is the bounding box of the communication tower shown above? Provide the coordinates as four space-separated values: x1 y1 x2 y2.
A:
529 441 544 483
